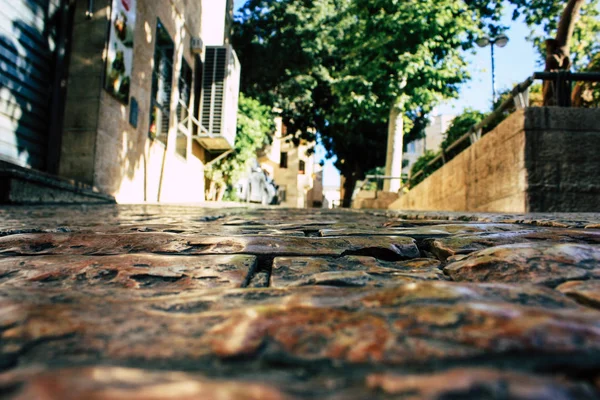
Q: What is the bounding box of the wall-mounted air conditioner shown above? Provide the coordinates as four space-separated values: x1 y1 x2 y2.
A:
195 45 240 151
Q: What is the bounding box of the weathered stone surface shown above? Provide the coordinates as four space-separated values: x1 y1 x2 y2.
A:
1 205 600 399
2 367 292 400
0 254 255 290
271 256 443 287
355 281 581 310
425 229 600 260
320 223 531 238
386 211 600 229
444 243 600 287
0 233 419 259
0 282 596 375
557 280 600 310
366 368 598 399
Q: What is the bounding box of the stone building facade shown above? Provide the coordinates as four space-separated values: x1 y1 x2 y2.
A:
59 0 237 203
259 117 323 208
0 0 239 203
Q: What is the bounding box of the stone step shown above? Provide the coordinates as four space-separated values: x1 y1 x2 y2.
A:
0 160 115 204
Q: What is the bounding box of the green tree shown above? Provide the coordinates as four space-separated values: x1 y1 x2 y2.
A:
233 0 503 207
205 94 273 201
440 109 486 158
509 0 599 70
410 150 441 187
502 0 599 104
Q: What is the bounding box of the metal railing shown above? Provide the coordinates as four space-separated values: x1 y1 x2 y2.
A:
409 71 600 185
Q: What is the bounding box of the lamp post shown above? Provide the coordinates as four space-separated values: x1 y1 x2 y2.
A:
476 34 509 104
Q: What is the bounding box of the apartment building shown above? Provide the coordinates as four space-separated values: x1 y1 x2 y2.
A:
258 117 323 208
0 0 240 203
402 113 454 176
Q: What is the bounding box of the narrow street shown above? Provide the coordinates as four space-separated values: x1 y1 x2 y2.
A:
0 204 599 398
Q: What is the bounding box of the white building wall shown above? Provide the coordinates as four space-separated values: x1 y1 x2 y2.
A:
201 0 227 46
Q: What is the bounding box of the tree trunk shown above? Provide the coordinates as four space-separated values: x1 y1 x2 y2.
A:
543 0 585 105
207 180 217 201
216 183 226 202
341 174 357 208
384 104 404 192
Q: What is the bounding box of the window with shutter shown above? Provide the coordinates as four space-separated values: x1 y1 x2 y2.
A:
149 20 174 145
200 47 227 135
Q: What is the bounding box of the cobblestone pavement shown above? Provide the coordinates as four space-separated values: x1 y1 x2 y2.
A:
1 205 600 399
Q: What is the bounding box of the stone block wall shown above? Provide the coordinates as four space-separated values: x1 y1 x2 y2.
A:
60 0 207 203
524 108 600 212
389 107 600 213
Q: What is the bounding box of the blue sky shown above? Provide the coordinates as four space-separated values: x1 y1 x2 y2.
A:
232 1 540 186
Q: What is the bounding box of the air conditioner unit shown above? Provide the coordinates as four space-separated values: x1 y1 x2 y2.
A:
196 45 240 151
190 37 204 54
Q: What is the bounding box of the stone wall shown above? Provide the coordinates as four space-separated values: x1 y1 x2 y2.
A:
60 0 207 203
389 107 600 213
524 108 600 212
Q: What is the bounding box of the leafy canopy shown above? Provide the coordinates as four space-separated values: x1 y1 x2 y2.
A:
508 0 600 69
233 0 498 168
205 94 273 189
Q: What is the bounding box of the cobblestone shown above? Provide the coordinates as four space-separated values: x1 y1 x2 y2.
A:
0 205 599 399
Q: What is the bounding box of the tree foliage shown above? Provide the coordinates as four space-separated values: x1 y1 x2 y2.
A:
410 150 441 187
205 94 273 201
233 0 502 206
441 109 485 157
508 0 600 70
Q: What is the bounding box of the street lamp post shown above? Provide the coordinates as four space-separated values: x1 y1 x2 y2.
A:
476 34 509 104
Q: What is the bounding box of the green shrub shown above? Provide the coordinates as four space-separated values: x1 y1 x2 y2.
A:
410 150 440 187
441 109 485 158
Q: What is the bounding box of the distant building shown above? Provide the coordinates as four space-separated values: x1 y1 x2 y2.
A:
402 114 454 176
258 117 323 208
323 185 341 208
0 0 240 203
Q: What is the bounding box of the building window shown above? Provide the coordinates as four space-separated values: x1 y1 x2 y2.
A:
280 152 288 168
149 20 174 145
278 187 287 202
175 58 192 159
407 141 416 153
298 160 305 174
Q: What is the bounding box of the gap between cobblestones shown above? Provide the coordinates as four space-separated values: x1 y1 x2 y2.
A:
242 239 429 288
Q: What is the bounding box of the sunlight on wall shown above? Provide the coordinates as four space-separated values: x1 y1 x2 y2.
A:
144 21 152 43
201 0 227 46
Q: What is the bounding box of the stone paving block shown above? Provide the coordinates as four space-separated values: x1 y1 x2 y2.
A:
1 367 293 400
58 223 308 237
366 368 598 399
1 205 600 399
319 223 538 239
0 283 596 373
0 254 255 290
355 281 582 310
10 365 597 400
271 256 443 287
444 243 600 287
0 233 420 259
424 229 600 260
557 280 600 310
385 211 600 229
